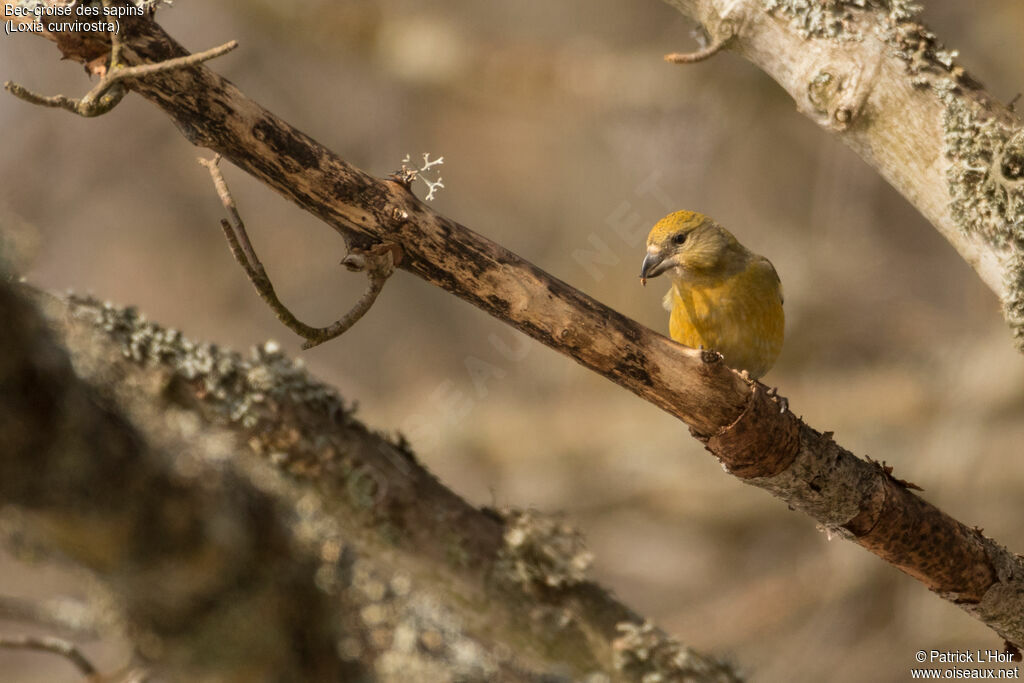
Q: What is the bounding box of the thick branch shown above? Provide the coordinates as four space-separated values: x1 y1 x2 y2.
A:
0 281 737 681
8 4 1024 651
662 0 1024 348
0 284 350 680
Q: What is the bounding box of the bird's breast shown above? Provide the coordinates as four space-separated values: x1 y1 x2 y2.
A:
666 262 784 378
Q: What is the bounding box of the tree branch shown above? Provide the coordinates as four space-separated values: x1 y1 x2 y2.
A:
6 0 1024 653
0 280 738 681
0 635 98 680
0 283 352 680
661 0 1024 348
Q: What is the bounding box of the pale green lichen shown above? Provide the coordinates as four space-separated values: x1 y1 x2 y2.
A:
613 620 739 682
762 0 963 87
942 95 1024 246
881 18 961 87
762 0 921 40
1003 255 1024 349
345 559 500 680
71 297 351 428
497 509 593 591
14 0 171 11
941 89 1024 347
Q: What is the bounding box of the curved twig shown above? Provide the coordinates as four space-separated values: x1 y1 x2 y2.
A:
199 155 398 349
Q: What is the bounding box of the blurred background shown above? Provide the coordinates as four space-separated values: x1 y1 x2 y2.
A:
2 1 1024 680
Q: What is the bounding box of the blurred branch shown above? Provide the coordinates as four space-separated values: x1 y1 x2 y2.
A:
0 635 98 680
6 0 1024 657
661 0 1024 349
0 280 737 681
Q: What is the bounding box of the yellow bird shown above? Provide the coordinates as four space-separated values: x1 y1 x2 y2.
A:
640 210 784 379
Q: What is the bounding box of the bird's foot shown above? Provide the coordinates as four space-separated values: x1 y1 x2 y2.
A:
765 385 788 414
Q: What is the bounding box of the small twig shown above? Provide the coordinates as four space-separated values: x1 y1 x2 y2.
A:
4 39 238 118
0 634 98 679
393 153 446 200
199 155 399 349
103 0 123 70
664 31 733 65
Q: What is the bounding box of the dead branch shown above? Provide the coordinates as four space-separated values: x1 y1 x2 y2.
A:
5 0 1024 654
0 283 349 679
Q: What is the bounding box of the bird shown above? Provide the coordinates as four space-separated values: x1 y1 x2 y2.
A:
640 210 784 380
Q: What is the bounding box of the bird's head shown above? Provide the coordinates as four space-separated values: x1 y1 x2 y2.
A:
640 210 745 285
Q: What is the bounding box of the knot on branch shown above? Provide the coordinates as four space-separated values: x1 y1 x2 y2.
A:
804 54 879 132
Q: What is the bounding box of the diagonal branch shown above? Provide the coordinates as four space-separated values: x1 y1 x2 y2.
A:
0 596 100 638
7 6 1024 652
0 281 740 682
661 0 1024 349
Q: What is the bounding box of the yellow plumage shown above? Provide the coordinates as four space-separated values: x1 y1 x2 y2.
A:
641 210 784 379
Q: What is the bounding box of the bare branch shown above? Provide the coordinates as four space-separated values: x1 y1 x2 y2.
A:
0 635 98 680
0 281 739 681
198 155 397 348
4 39 237 118
664 26 733 64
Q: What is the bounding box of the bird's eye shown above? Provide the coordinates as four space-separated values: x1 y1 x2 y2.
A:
672 233 687 245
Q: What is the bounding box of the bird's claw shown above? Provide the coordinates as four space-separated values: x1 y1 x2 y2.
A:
765 385 789 413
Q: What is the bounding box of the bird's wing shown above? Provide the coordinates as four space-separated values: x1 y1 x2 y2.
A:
756 256 784 305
